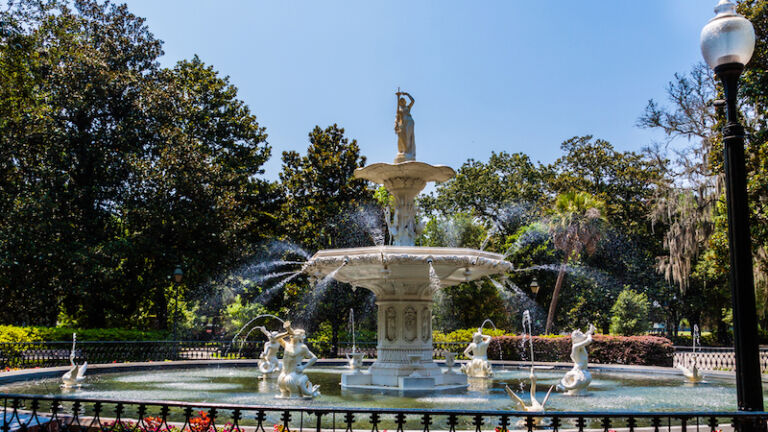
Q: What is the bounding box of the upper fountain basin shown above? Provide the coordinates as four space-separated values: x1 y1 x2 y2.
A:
354 161 455 186
304 246 513 296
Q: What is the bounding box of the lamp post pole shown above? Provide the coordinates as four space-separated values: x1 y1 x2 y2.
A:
717 62 764 413
700 1 764 423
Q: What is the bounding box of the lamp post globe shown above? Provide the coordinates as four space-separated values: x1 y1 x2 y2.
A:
700 0 763 421
700 0 755 70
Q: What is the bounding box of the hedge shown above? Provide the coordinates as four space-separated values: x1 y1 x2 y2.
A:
0 325 168 343
487 334 674 367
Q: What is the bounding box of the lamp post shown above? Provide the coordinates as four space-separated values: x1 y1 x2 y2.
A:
172 265 183 340
701 0 763 418
529 278 540 298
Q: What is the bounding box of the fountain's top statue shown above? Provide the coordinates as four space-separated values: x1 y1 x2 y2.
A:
394 90 416 163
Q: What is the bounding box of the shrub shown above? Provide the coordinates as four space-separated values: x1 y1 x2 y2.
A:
0 325 167 342
488 334 674 366
432 328 512 343
609 289 650 336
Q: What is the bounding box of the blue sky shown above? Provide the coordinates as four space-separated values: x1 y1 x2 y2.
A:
123 0 714 181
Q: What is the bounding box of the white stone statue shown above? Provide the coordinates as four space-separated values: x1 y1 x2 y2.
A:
677 324 704 383
256 325 282 376
505 367 555 413
557 324 595 395
394 91 415 163
61 333 87 388
677 359 703 383
275 321 321 399
346 351 365 373
460 331 493 378
443 352 457 374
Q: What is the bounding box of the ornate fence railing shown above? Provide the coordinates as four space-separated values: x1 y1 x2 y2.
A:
1 393 766 432
8 340 766 372
1 341 474 369
674 349 768 373
0 341 263 369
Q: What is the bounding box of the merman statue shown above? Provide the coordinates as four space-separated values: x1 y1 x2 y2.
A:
460 330 493 378
275 321 321 399
557 324 595 395
256 325 282 377
61 333 87 388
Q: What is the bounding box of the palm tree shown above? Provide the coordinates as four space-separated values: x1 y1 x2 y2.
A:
545 191 607 334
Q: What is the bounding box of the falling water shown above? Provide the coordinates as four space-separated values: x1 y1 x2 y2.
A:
501 223 548 259
692 324 700 368
351 207 386 247
224 313 285 357
298 263 347 322
479 318 496 332
349 309 356 352
522 310 534 368
478 318 503 361
254 271 302 305
427 261 441 291
488 278 545 334
266 240 312 260
479 225 497 252
246 260 305 274
69 333 77 361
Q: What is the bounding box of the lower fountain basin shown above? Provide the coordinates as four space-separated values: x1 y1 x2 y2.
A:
1 363 762 412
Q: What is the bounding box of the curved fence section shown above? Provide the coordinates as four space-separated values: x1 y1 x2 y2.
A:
0 341 262 369
1 394 766 432
674 350 768 372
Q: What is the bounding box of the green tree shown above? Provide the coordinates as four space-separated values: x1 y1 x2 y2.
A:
0 1 275 328
278 124 375 352
546 192 607 334
422 152 548 221
609 289 650 336
0 0 163 326
550 136 662 239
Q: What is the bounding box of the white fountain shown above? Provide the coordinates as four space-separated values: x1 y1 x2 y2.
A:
255 325 282 378
303 91 513 392
461 320 495 378
677 324 704 383
345 309 366 373
61 333 87 388
504 310 554 412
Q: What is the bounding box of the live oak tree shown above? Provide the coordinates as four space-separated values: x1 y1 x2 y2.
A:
0 0 275 328
278 124 375 352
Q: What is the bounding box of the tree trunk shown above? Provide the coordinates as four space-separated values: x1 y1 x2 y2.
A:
545 262 568 334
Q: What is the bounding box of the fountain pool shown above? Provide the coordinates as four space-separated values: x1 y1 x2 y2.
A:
1 365 764 412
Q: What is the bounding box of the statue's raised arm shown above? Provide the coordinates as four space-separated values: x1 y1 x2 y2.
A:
402 91 414 108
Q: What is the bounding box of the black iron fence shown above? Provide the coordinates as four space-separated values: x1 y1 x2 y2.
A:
336 341 471 359
0 341 263 369
0 341 476 369
1 393 766 432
